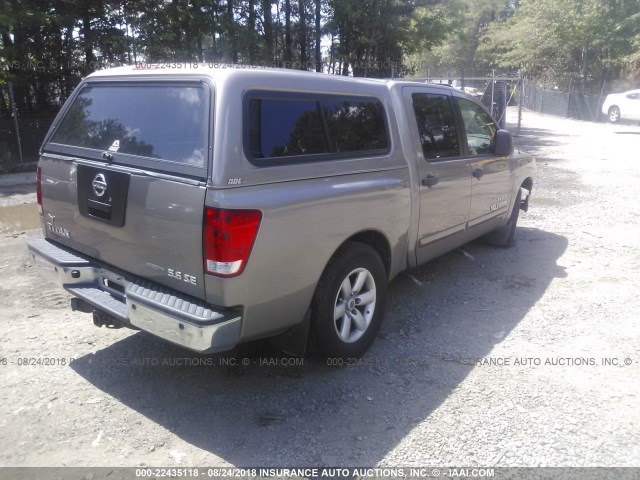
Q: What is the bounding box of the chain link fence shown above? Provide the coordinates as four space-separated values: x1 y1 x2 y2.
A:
0 104 59 172
521 78 605 122
0 73 73 173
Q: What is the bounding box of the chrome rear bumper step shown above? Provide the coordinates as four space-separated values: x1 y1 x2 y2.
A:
28 238 242 353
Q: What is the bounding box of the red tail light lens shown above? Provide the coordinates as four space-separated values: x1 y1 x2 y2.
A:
36 166 42 208
204 207 262 277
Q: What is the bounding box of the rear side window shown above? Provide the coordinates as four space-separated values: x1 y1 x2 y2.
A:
49 83 209 171
246 92 389 164
411 93 460 160
250 99 328 157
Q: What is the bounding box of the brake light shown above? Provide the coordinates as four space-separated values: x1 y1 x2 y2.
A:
36 166 42 211
204 207 262 277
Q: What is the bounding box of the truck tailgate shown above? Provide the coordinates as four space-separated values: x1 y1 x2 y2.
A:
40 155 207 300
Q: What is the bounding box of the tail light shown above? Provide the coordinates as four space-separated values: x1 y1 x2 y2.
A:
204 207 262 277
36 166 42 212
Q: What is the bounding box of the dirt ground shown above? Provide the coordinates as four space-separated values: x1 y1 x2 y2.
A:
0 109 638 468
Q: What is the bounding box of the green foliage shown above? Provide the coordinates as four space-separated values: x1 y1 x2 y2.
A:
410 0 514 76
327 0 456 77
477 0 640 92
1 0 638 118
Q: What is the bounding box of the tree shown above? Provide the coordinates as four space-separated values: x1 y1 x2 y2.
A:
262 0 275 62
410 0 513 76
477 0 640 92
0 0 129 165
327 0 455 78
315 0 322 71
134 0 216 62
299 0 307 68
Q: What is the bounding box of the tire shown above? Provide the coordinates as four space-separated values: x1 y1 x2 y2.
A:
484 188 522 248
608 106 621 123
309 242 387 359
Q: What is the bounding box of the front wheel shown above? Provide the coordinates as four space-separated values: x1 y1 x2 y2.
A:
608 106 621 123
309 242 387 358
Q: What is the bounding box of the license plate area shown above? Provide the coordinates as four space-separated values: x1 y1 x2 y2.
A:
102 277 125 296
97 267 127 300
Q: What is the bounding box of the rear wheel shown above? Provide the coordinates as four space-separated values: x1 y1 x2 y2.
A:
484 188 522 248
608 106 621 123
309 242 387 358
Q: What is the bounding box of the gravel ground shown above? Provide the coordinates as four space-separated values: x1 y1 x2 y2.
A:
0 172 36 208
0 109 638 468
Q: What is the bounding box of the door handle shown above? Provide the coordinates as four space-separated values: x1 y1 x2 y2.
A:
472 168 484 179
422 173 439 188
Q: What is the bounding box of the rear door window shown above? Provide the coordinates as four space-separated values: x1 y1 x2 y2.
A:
411 93 460 160
47 83 210 177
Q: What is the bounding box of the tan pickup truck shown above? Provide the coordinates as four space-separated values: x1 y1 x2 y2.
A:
28 66 535 358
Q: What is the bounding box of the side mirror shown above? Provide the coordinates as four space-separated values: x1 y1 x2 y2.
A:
494 129 513 156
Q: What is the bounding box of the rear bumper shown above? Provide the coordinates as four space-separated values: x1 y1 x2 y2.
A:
27 237 242 353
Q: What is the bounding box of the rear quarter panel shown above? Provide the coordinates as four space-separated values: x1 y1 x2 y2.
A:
204 170 411 341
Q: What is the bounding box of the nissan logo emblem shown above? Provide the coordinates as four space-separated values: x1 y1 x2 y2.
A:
92 173 107 197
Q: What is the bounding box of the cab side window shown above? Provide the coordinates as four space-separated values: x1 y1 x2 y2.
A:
411 93 460 160
455 97 497 156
